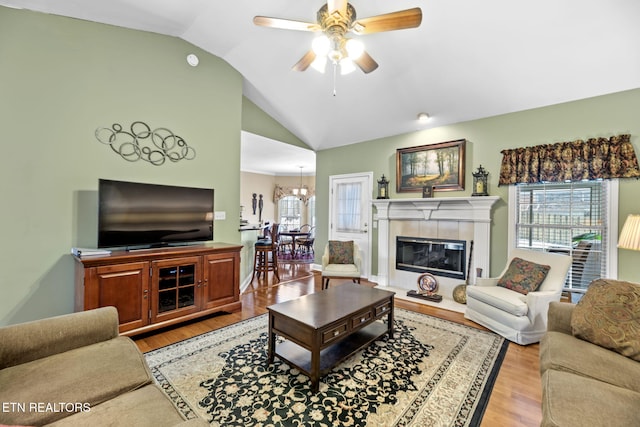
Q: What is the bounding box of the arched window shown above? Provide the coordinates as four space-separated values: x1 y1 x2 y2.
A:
278 196 301 230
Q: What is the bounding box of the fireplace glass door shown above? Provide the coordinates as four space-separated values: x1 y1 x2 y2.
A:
396 236 466 280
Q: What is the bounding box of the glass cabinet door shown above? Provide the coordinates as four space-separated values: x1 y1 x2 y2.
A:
158 264 196 312
152 257 200 321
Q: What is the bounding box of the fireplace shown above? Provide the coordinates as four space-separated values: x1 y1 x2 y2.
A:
396 236 466 280
372 197 499 293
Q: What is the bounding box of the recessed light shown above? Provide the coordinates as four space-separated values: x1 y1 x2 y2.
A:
417 112 430 123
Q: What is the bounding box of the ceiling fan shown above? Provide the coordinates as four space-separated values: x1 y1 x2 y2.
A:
253 0 422 74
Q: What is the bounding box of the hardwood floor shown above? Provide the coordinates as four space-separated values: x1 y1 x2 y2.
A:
134 262 542 427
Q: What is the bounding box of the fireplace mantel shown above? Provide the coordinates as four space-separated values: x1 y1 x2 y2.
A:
372 196 500 222
372 196 500 288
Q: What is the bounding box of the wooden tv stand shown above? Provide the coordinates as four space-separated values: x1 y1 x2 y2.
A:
74 243 242 336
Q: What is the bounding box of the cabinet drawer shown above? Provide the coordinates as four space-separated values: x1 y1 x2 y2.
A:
322 322 348 344
375 300 392 317
350 309 373 329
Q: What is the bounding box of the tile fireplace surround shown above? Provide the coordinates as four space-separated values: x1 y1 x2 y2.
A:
372 197 500 311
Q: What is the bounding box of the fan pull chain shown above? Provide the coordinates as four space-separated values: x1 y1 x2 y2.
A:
332 62 337 97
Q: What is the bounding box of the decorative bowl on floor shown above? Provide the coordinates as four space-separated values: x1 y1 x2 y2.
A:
453 284 467 304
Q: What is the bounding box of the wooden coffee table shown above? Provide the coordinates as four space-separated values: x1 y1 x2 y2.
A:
267 283 395 392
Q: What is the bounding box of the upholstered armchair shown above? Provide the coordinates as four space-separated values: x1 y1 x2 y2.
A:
321 240 362 290
465 248 572 345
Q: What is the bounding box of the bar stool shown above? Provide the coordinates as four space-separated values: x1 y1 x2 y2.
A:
252 223 280 282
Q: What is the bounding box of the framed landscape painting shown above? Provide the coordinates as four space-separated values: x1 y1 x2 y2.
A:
396 139 466 193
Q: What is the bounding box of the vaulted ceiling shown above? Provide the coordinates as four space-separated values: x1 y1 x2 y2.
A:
3 0 640 156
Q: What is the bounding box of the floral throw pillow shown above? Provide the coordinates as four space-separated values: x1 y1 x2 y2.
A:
497 257 551 295
571 279 640 361
328 240 354 265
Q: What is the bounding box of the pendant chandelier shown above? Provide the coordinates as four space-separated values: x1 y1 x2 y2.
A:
292 166 308 201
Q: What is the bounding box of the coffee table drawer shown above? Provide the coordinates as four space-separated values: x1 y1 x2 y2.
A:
322 322 348 345
375 301 392 317
351 309 373 329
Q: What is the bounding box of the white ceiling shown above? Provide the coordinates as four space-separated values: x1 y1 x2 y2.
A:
4 0 640 173
241 132 315 176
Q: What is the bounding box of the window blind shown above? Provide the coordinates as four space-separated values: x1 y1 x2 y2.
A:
514 181 608 292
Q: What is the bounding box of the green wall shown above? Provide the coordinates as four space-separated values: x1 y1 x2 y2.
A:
316 89 640 281
0 7 307 326
0 8 243 325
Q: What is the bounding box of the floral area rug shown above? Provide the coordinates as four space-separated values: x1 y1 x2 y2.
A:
144 309 508 426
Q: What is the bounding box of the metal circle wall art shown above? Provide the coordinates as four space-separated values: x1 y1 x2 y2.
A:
95 121 196 166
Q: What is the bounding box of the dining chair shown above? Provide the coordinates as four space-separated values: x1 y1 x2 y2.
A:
277 225 293 254
297 226 315 255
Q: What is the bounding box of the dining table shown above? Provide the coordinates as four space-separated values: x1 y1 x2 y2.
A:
279 230 310 256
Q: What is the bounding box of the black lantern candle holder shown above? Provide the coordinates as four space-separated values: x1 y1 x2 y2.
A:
377 175 390 199
472 165 489 196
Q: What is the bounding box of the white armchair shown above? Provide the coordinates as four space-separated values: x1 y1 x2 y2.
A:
321 241 362 290
464 248 572 345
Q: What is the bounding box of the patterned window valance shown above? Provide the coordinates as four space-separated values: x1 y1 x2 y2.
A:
498 134 640 185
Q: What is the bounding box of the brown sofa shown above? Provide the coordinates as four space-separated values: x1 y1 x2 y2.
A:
540 297 640 426
0 307 208 426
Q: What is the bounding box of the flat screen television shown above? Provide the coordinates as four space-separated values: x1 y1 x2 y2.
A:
98 179 214 249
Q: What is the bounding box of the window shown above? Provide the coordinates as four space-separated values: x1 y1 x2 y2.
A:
335 182 362 232
509 180 618 296
278 196 301 230
308 195 316 228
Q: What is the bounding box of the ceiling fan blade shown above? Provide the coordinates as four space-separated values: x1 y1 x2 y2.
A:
352 7 423 35
327 0 348 15
253 16 320 32
354 51 379 74
292 50 317 72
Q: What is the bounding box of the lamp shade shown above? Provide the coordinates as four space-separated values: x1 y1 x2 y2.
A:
312 36 330 55
345 39 364 59
618 214 640 251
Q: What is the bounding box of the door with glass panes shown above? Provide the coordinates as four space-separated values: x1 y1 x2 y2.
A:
329 172 373 279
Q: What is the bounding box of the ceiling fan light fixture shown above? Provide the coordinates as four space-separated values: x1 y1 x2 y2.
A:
311 55 327 73
345 39 364 59
340 58 356 75
312 35 330 56
254 5 423 76
328 48 342 64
